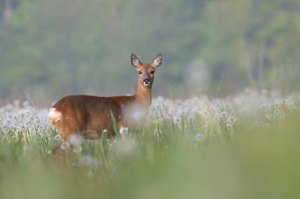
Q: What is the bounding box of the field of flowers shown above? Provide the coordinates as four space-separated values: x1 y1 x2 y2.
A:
1 89 299 136
0 89 300 199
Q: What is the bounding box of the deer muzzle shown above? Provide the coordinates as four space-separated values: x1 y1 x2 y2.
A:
143 79 152 87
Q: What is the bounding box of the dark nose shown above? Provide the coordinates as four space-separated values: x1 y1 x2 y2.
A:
143 79 151 84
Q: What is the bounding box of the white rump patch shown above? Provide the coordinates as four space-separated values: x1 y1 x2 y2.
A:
48 108 62 124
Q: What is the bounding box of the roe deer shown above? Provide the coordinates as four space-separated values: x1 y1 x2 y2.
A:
48 53 162 141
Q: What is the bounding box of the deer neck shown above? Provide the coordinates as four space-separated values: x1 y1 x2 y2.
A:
135 83 152 106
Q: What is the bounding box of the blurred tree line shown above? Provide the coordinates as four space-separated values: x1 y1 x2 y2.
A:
0 0 299 103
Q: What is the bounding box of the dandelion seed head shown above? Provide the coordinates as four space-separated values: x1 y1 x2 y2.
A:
72 146 82 154
68 134 83 147
102 129 108 133
60 141 70 150
124 104 147 123
226 122 233 129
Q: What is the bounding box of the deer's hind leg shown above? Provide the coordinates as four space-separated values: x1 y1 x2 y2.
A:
52 121 82 156
55 116 83 140
50 114 83 155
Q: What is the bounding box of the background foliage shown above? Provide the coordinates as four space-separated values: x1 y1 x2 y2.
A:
0 0 299 103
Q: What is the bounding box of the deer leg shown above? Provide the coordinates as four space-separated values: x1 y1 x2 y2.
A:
118 120 128 140
52 118 82 155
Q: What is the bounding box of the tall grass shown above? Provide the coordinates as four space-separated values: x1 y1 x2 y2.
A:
0 90 300 199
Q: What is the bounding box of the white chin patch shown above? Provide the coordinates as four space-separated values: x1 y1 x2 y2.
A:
143 82 151 87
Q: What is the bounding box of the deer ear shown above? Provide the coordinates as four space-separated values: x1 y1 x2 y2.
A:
130 53 142 68
152 53 162 68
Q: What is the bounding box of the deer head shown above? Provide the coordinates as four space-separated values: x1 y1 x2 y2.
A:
131 53 162 88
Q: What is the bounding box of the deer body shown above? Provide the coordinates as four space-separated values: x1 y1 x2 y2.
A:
48 53 162 140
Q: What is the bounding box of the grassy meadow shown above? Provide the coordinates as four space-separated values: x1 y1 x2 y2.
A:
0 90 300 199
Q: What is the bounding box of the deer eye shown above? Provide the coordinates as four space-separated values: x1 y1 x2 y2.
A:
150 71 154 75
138 71 143 75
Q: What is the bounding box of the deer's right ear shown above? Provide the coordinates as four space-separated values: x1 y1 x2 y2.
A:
131 53 142 68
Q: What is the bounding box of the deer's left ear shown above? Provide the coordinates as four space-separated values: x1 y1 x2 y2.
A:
152 53 162 68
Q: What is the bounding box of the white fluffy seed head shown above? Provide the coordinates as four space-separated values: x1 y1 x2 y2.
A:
123 103 147 124
60 141 70 150
68 134 83 147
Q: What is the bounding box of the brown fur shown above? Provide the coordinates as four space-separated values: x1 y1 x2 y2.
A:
48 53 162 140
